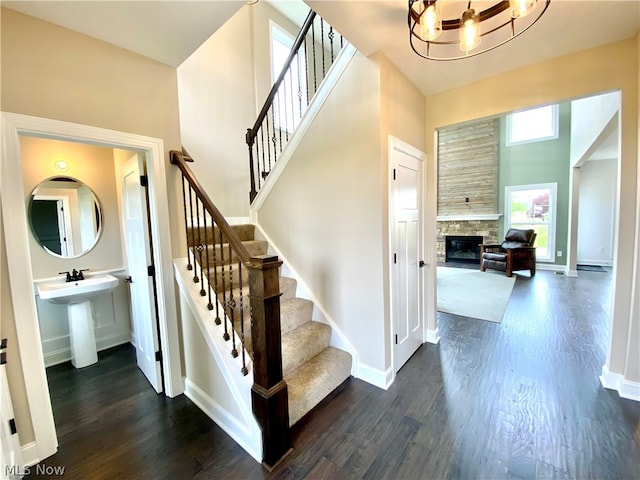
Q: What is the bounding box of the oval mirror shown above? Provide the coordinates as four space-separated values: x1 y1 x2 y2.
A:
28 177 103 258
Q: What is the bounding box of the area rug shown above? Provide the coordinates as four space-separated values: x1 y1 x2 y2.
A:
437 266 516 323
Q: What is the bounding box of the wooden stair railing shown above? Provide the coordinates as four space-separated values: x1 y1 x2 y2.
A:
246 9 346 203
170 149 291 468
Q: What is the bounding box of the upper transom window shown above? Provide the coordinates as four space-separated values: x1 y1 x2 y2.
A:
506 104 559 146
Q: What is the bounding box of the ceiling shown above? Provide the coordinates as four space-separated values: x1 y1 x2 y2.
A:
1 1 246 67
3 1 639 95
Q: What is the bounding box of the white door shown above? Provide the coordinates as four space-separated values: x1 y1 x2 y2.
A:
122 154 162 393
391 138 424 372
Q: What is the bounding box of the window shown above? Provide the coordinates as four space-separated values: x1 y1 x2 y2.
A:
506 104 559 146
270 22 307 132
504 183 557 262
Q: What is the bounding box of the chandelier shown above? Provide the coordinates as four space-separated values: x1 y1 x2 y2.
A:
408 0 550 61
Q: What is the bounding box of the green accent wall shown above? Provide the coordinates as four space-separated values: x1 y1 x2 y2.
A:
498 102 571 265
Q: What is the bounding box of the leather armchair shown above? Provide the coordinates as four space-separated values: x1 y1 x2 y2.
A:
480 228 537 277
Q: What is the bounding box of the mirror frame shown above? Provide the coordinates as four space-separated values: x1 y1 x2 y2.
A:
28 176 103 259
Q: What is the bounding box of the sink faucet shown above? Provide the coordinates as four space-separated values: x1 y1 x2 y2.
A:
59 269 89 282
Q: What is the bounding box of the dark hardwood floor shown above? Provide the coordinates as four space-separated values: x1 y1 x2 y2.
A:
31 269 639 479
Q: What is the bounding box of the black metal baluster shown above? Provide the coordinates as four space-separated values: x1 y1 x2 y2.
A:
202 213 213 310
180 175 193 271
321 18 326 76
312 20 317 94
279 84 286 147
329 25 335 63
212 223 221 325
188 185 199 283
239 262 248 376
195 200 206 297
219 229 230 341
259 125 266 188
283 68 291 141
229 245 238 358
265 114 272 178
340 32 344 49
297 51 304 117
304 35 310 105
270 106 277 168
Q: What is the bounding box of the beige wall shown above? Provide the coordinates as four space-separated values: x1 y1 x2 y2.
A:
177 6 255 217
258 53 387 371
424 37 639 383
20 137 124 278
378 53 427 366
1 8 182 446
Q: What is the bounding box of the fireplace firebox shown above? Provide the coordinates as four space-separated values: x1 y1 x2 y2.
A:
445 235 483 264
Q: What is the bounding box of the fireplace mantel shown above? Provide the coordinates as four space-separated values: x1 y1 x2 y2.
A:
437 214 502 221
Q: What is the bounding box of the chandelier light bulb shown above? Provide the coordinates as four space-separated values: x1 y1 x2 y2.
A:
510 0 536 18
420 3 442 41
459 9 481 52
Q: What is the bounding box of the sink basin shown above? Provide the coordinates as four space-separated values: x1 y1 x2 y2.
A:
37 274 119 305
37 273 120 368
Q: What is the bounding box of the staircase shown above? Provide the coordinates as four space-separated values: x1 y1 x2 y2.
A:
186 222 352 426
171 7 352 469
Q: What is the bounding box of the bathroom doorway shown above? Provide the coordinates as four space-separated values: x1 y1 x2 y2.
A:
1 112 181 462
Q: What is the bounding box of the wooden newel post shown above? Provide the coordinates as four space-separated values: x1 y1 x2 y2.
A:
247 254 291 469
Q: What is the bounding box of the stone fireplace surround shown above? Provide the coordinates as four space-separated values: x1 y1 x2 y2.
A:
436 215 501 264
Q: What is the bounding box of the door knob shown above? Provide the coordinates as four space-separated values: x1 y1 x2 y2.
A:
125 276 133 283
419 260 426 268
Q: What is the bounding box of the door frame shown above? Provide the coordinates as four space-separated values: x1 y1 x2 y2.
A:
1 112 182 464
388 135 426 376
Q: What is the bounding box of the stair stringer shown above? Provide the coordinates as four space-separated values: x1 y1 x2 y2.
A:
173 258 262 462
250 43 357 213
252 224 359 378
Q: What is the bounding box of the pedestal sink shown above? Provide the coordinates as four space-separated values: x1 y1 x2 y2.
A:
38 274 119 368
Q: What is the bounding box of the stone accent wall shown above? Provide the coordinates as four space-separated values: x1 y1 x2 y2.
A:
438 119 499 215
437 220 499 264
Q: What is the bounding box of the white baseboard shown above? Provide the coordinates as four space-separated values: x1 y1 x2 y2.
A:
426 328 440 344
536 263 568 274
22 441 40 467
600 365 640 401
43 333 131 367
356 362 394 390
226 216 251 225
184 378 262 462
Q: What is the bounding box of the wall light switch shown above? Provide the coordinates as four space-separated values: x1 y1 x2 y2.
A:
557 251 563 257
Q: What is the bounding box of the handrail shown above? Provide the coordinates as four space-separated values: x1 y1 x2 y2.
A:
170 150 250 265
246 10 316 145
246 9 345 203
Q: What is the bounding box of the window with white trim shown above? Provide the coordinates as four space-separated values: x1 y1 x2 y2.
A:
504 183 557 262
270 22 307 132
506 104 559 146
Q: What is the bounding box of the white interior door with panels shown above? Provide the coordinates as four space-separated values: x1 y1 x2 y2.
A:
121 153 162 393
390 137 425 373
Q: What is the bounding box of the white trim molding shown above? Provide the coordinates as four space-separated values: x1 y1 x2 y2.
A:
437 214 502 221
426 328 440 345
1 112 183 462
600 365 640 401
356 363 394 391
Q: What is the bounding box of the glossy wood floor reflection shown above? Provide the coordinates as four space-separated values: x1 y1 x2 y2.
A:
32 270 639 479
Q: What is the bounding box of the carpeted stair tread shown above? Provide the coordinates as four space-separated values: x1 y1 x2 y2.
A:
286 347 352 426
186 223 256 246
280 277 297 301
281 321 331 377
280 298 314 334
